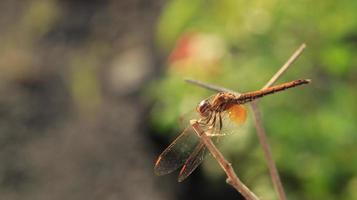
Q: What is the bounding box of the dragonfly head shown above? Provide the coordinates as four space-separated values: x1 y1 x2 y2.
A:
197 99 212 117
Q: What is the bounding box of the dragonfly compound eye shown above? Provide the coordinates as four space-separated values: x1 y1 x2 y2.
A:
197 100 211 117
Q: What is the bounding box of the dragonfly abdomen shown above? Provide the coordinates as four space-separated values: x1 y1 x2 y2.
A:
233 79 311 104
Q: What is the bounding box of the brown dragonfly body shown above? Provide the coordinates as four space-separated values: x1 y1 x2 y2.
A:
154 79 310 182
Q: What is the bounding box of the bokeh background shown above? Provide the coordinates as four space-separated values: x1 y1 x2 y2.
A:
0 0 356 200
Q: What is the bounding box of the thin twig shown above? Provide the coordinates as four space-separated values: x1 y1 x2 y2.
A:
262 43 306 89
250 43 306 200
185 43 307 200
190 120 260 200
250 102 286 200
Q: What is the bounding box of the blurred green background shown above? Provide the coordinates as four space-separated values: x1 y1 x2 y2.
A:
150 0 357 200
0 0 356 200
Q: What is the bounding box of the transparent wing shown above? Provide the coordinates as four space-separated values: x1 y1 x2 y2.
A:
175 105 248 181
220 104 248 136
154 125 200 176
178 142 206 182
155 103 245 180
177 122 221 182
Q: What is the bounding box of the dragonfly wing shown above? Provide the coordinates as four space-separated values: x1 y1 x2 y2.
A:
178 142 207 182
177 125 222 182
154 125 200 176
219 105 248 136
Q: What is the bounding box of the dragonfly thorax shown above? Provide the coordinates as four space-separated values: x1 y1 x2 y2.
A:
196 99 212 117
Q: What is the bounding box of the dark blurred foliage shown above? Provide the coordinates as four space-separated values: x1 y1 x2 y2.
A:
0 0 175 200
149 0 357 200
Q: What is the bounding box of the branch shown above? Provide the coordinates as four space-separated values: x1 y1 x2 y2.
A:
185 43 306 93
250 43 306 200
185 43 307 200
262 43 306 89
190 120 260 200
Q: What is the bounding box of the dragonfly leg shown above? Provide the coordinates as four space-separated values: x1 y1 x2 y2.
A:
205 113 226 137
204 112 213 124
219 113 223 130
210 113 217 128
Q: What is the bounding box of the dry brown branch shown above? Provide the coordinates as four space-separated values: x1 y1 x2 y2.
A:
185 43 307 200
190 120 260 200
250 43 306 200
262 43 306 89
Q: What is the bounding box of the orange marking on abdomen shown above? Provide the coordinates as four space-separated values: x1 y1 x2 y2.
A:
227 104 247 124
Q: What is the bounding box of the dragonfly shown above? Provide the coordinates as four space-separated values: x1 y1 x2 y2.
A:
154 79 311 182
